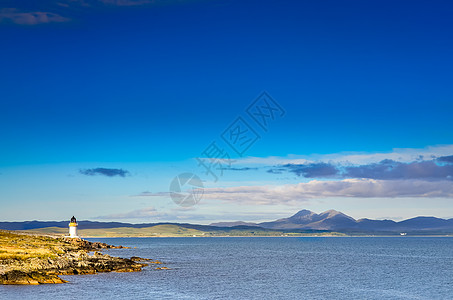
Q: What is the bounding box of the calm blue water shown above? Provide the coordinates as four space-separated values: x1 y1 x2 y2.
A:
1 237 452 299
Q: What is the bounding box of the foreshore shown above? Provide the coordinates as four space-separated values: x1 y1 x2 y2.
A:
0 230 163 285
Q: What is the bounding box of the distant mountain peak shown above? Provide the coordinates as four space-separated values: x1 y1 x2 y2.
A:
292 209 316 217
320 209 340 215
323 209 339 213
268 209 320 226
320 209 355 221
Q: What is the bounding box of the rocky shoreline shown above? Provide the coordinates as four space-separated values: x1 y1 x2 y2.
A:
0 230 162 285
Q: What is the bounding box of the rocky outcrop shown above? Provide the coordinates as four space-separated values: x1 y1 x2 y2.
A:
0 270 67 285
64 238 127 250
0 232 161 285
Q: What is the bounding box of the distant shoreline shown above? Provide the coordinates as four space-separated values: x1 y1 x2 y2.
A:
19 224 453 238
81 234 453 238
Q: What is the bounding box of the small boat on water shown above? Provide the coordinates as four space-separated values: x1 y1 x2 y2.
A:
400 232 407 236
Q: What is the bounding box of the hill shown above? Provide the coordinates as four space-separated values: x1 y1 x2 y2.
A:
253 210 453 234
2 210 453 236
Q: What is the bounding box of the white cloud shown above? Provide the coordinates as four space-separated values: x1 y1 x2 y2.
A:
201 179 453 205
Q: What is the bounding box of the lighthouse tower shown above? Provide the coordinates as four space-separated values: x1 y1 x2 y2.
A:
69 216 79 238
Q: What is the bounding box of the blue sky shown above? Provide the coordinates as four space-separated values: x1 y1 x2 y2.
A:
0 0 452 223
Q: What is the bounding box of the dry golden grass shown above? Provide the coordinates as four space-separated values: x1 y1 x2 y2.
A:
0 231 66 261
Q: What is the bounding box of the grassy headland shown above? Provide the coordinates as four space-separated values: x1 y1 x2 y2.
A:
0 230 162 285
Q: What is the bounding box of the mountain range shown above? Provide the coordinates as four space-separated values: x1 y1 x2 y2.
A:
1 210 453 235
211 209 453 234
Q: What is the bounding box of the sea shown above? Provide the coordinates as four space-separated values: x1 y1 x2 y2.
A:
1 237 452 300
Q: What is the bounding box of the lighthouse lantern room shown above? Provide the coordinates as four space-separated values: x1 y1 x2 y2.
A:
69 216 79 238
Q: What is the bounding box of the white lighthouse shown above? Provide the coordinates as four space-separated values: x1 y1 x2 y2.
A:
69 216 79 238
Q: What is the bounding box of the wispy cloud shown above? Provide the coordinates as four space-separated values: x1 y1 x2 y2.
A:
96 206 167 219
0 0 189 25
0 9 70 25
201 179 453 205
343 159 453 180
278 162 338 178
98 0 152 6
79 167 130 177
269 158 453 181
223 167 259 171
132 191 168 197
96 206 210 221
239 144 453 166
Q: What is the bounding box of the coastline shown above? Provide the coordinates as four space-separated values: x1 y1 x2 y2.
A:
0 230 163 285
